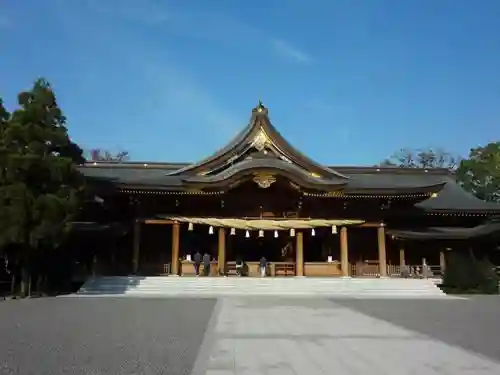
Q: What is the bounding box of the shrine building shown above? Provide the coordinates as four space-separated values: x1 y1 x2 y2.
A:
76 102 500 278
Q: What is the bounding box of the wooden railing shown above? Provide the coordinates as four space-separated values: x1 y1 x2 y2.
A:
139 262 171 276
272 262 296 276
351 263 443 278
223 261 296 277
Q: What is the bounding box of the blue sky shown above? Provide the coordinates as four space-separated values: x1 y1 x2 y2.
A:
1 0 500 165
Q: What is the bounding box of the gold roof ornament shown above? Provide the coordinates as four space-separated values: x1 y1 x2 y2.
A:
256 99 264 112
252 173 276 188
251 128 271 151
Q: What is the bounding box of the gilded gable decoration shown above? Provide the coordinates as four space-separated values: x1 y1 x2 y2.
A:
252 173 276 188
251 128 271 151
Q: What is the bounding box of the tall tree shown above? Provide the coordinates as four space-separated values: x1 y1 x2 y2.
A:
87 148 130 162
456 142 500 202
0 79 85 295
381 148 460 169
0 99 9 133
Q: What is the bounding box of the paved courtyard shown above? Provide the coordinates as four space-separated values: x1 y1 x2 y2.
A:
0 297 217 375
1 296 500 374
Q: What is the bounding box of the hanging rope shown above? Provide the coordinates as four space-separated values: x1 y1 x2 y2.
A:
160 216 364 230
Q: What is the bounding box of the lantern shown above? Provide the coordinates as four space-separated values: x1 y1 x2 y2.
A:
245 230 250 238
311 228 315 236
188 222 194 231
274 230 278 238
209 226 214 235
290 228 295 237
331 225 337 234
259 230 264 237
230 228 236 235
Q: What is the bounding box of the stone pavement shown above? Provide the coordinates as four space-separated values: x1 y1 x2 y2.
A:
2 296 500 374
200 297 500 375
0 297 217 375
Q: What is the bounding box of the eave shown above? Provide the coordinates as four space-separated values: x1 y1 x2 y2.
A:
388 221 500 240
181 157 347 191
304 183 445 198
415 180 500 214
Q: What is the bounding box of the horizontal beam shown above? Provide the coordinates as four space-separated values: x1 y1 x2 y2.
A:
359 222 383 228
143 219 175 225
143 218 384 227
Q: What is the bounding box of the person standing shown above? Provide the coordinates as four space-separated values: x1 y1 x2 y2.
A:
203 252 211 276
193 251 202 276
235 256 243 277
259 256 268 277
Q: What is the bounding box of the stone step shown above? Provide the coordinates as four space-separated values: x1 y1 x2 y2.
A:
77 276 446 297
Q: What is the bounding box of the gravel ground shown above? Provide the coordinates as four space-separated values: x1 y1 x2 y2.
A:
333 296 500 362
0 297 217 375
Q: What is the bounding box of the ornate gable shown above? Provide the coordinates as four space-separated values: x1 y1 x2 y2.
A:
169 101 348 184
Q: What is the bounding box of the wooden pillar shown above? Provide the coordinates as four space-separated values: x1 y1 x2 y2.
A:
218 228 226 276
171 222 180 275
340 227 349 277
132 220 141 274
440 250 446 273
399 247 406 267
377 225 387 277
295 231 304 276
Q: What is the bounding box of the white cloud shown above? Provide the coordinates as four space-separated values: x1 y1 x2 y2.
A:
269 37 313 64
83 0 314 65
51 0 242 144
138 60 241 136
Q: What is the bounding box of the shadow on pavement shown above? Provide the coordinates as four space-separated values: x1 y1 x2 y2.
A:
332 296 500 362
0 297 218 375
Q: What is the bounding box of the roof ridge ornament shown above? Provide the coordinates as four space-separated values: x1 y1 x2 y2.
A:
253 100 268 115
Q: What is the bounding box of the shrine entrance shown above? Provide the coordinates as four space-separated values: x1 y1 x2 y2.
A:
226 230 297 276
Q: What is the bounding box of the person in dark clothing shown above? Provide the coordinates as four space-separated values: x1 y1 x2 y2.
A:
193 251 202 276
203 252 211 276
259 256 268 277
235 256 243 276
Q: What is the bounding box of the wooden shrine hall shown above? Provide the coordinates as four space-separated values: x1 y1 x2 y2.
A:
78 102 500 278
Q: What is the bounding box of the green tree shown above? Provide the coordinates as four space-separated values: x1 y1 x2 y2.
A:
381 147 460 169
0 79 85 296
456 142 500 202
442 251 499 294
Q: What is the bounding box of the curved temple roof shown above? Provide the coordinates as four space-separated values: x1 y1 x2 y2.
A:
415 180 500 212
78 102 500 214
168 101 348 180
388 220 500 240
182 157 347 189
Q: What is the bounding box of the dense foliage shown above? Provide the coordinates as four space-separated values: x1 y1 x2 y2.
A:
0 79 85 295
442 251 499 294
456 142 500 202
